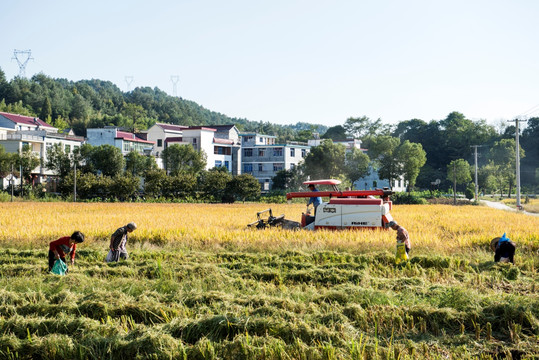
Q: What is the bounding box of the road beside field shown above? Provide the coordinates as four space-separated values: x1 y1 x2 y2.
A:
481 200 539 217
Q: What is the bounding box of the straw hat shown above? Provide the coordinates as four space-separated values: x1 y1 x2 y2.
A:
490 237 501 252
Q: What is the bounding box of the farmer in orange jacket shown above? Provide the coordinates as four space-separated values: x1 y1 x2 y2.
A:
48 231 85 271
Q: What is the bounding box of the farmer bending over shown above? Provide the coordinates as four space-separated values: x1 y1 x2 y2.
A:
389 221 411 254
107 222 137 262
490 233 516 264
48 231 85 271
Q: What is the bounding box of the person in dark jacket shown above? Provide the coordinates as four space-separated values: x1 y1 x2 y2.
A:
107 222 137 262
490 233 516 264
48 231 85 271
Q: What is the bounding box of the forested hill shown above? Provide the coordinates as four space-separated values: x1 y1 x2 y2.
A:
0 68 327 141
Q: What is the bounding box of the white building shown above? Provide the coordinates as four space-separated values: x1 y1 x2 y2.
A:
86 127 155 155
241 133 310 191
0 112 85 189
145 123 241 174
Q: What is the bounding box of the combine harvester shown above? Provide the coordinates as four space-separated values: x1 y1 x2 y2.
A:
248 179 395 230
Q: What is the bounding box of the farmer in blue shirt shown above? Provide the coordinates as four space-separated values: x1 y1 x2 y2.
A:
307 184 322 214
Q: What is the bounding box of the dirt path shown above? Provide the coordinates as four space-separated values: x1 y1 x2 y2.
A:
480 200 539 217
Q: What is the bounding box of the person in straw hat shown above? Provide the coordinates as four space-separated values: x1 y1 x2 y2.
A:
106 222 137 262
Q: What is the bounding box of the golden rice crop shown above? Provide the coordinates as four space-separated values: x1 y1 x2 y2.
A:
0 202 537 253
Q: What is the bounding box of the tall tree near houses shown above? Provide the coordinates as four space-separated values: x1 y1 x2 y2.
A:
447 159 471 204
366 135 401 189
162 144 207 177
303 139 347 180
489 138 525 198
39 97 52 124
345 148 370 187
397 140 427 192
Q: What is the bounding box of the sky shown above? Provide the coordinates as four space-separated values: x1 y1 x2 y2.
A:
2 0 539 128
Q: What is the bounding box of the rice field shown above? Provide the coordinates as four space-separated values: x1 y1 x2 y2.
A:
0 202 537 359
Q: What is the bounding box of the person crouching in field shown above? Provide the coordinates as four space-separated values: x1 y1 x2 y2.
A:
48 231 85 271
389 221 411 254
107 222 137 262
490 233 516 264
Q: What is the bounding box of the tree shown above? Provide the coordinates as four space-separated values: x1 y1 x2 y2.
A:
321 125 347 140
344 116 382 139
304 139 347 180
87 144 125 177
198 167 232 201
125 151 157 177
489 138 524 198
366 135 401 188
39 97 52 124
397 140 427 192
0 145 15 177
15 145 40 184
143 169 167 198
229 174 261 202
162 144 207 176
46 143 72 179
447 159 471 204
110 173 140 200
344 148 370 186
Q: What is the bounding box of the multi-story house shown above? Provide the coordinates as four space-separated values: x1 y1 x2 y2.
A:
0 112 84 189
241 133 310 191
86 127 155 155
144 123 241 174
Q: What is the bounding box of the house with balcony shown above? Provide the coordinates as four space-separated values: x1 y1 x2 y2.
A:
0 112 84 189
241 133 310 191
145 123 241 174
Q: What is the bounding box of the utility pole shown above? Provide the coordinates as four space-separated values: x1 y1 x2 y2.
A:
507 118 527 210
20 164 23 197
10 164 14 202
470 145 485 202
73 162 77 202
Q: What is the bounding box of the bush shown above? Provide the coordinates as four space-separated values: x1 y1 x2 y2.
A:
391 192 428 205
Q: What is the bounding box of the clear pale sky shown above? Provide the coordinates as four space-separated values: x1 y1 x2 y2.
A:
2 0 539 127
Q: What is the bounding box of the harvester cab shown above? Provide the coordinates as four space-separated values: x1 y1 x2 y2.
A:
248 179 395 231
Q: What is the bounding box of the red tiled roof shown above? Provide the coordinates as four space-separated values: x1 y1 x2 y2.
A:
0 112 55 128
164 137 184 143
183 126 216 132
157 123 188 132
115 130 155 144
213 138 234 145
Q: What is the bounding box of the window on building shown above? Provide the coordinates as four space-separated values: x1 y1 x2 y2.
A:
258 148 265 157
123 142 129 152
244 148 253 157
290 163 295 170
64 144 71 153
273 148 283 157
224 161 229 170
258 163 263 172
290 148 295 157
301 149 306 157
259 137 264 143
273 163 283 172
243 164 253 173
157 139 162 147
215 160 222 168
